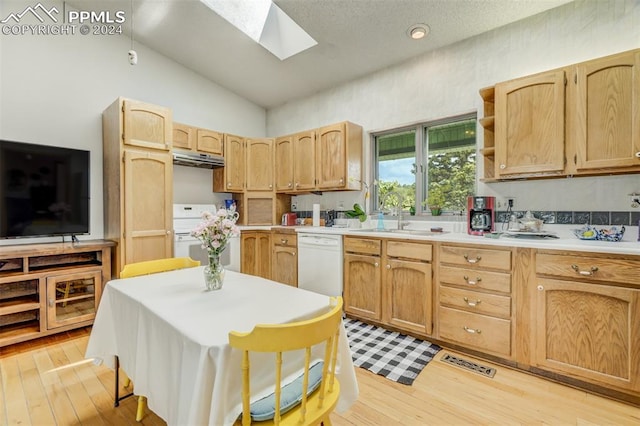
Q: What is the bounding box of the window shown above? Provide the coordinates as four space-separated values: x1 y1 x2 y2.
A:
373 114 476 215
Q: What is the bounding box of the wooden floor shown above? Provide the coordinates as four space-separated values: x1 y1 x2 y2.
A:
1 328 639 425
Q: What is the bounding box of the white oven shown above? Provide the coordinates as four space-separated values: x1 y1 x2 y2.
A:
173 204 240 271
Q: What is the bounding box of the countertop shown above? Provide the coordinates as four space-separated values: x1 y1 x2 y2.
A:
239 223 640 256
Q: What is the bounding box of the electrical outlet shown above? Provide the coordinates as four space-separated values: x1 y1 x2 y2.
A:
291 201 298 210
507 197 515 208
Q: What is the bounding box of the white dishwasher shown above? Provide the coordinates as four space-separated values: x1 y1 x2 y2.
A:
297 233 343 297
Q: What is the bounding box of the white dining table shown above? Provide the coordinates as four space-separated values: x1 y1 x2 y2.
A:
85 267 359 425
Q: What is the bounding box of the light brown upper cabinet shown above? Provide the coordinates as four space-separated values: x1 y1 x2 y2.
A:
316 122 362 190
173 122 194 150
214 133 245 192
275 122 363 193
172 123 223 156
494 70 566 179
293 130 317 192
571 49 640 174
196 129 224 156
246 138 274 191
275 134 295 191
122 99 172 151
487 47 640 180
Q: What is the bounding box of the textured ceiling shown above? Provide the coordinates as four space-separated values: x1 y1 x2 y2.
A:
72 0 574 108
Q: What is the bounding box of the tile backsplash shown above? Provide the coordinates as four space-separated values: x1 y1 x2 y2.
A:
496 210 640 226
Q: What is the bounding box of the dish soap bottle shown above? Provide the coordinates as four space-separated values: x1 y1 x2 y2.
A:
376 212 385 231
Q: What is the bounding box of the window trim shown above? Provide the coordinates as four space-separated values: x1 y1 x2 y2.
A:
370 112 477 216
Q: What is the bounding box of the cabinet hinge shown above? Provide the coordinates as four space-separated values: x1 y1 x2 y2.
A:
574 154 577 165
574 74 577 84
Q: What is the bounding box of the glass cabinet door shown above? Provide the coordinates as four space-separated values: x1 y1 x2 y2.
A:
46 271 101 329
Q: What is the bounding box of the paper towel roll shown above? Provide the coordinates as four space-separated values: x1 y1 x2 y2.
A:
312 204 320 227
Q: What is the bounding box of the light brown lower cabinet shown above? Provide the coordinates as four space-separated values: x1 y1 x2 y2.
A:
344 239 640 404
240 231 271 279
344 237 382 321
384 241 433 335
437 243 513 359
271 231 297 286
344 237 433 335
533 251 640 394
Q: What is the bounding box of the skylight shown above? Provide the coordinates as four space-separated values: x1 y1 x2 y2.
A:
200 0 317 60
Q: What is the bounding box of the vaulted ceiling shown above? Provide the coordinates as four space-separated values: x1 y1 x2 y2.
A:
73 0 573 108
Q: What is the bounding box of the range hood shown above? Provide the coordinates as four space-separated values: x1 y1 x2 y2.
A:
172 151 224 169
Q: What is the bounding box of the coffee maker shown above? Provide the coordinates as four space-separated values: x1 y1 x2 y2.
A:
467 196 496 235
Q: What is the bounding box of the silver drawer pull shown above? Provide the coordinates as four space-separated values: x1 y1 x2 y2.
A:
374 262 379 267
463 275 482 285
281 239 288 244
463 254 482 264
463 297 481 307
571 264 598 276
463 326 481 334
290 251 296 256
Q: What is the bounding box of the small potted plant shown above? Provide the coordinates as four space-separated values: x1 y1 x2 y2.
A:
426 192 445 216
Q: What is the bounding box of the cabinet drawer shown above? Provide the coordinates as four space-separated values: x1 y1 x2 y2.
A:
272 233 297 248
439 265 511 294
439 306 511 356
440 245 511 270
536 252 640 287
439 286 511 319
344 237 381 255
387 241 432 262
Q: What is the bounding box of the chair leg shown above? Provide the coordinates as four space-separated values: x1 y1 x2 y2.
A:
136 396 146 422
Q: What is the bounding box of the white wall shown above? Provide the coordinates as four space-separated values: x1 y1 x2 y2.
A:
267 0 640 214
0 0 266 244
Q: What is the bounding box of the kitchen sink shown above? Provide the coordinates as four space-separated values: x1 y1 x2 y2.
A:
349 228 448 236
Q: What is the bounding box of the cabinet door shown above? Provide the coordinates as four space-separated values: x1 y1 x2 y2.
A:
123 100 172 151
385 258 432 335
575 50 640 171
197 129 224 156
272 246 297 286
223 134 246 192
173 122 194 150
241 232 271 279
495 70 565 178
123 150 173 265
534 278 640 392
46 270 101 329
293 131 316 191
275 135 295 192
316 123 346 189
246 138 274 191
344 253 382 321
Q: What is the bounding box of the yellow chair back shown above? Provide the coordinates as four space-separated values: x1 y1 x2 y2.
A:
120 257 200 278
229 297 343 426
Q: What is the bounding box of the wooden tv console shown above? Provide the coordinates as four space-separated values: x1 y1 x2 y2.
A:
0 240 114 347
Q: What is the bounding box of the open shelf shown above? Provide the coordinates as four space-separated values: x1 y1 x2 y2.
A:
479 86 496 181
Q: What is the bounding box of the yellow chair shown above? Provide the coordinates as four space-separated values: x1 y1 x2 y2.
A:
229 297 343 426
118 256 200 422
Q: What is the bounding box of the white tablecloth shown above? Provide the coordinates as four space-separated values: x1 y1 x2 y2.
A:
85 267 359 425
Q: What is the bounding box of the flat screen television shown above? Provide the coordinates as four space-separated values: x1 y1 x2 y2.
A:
0 140 90 239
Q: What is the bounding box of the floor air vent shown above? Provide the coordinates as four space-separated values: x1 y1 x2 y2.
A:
440 353 497 378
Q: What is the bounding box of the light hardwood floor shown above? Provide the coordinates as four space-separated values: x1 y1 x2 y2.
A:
1 327 638 425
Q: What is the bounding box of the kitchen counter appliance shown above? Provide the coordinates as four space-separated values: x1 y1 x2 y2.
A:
468 196 495 235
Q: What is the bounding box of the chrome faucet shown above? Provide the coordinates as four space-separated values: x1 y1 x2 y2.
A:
379 190 408 230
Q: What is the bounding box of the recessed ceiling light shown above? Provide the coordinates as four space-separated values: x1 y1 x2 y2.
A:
407 24 429 40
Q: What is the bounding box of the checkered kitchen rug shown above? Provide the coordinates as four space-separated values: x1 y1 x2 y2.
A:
343 318 441 385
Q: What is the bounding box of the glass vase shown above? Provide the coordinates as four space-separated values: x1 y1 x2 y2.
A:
204 252 225 291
